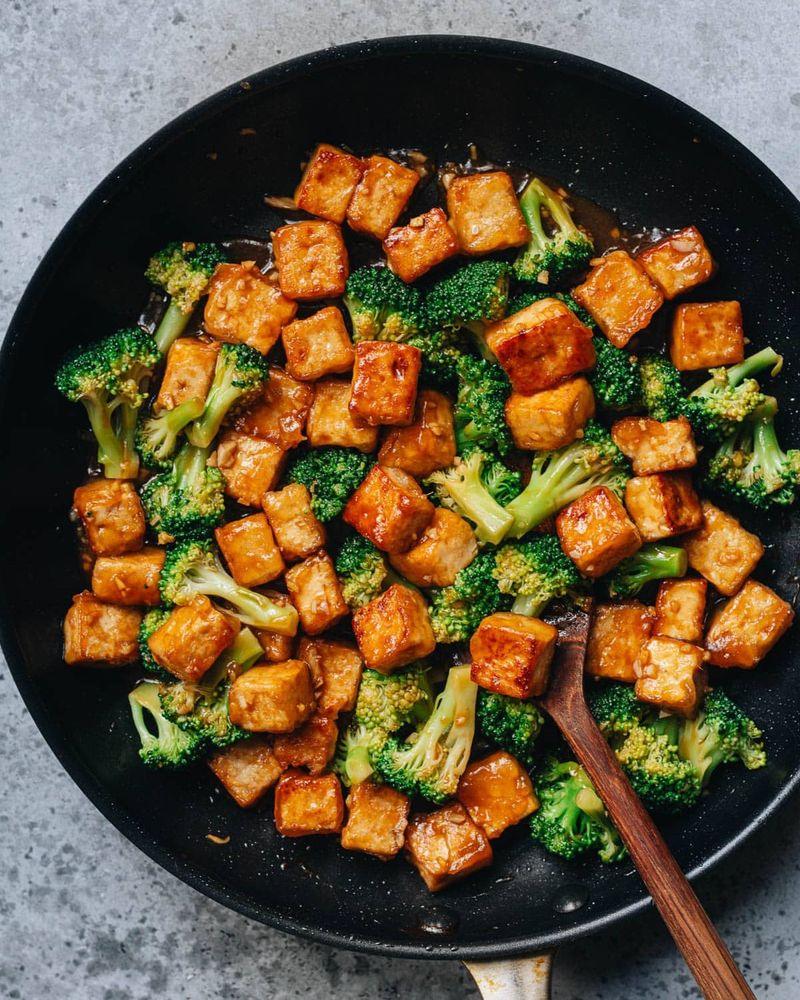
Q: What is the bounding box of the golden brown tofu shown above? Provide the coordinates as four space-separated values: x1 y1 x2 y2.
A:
457 751 539 839
343 465 435 554
404 803 493 892
255 590 297 662
378 389 457 478
207 736 284 808
235 365 313 450
670 301 745 371
306 379 379 453
215 513 285 587
446 171 529 255
273 221 349 301
505 377 596 451
284 551 349 636
611 415 698 476
228 660 315 733
352 584 436 673
341 780 411 860
297 637 363 717
148 595 239 683
636 226 714 299
73 479 146 556
90 547 165 606
388 508 478 588
346 155 420 241
274 769 344 836
262 483 327 562
281 306 355 382
705 579 794 669
624 473 703 542
63 591 142 667
470 612 558 698
684 501 764 596
273 713 339 774
654 578 708 644
572 250 664 348
154 338 219 411
586 601 656 682
349 341 421 427
294 143 364 223
383 207 459 283
556 486 642 578
635 636 707 718
204 262 297 353
213 430 286 507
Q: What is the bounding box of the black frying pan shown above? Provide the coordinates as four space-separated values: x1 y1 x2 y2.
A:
2 36 800 968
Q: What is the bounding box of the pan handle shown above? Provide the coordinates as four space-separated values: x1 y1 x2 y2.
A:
463 953 554 999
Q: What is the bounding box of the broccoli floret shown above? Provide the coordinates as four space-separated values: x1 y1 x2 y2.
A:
476 689 544 770
678 688 766 787
479 450 523 506
426 450 515 546
427 550 508 643
286 447 373 522
186 343 270 449
453 354 513 456
408 327 468 390
145 241 226 351
55 328 161 479
138 608 171 678
335 534 389 610
514 178 594 285
591 335 642 410
128 681 204 768
425 261 511 359
135 397 205 470
343 266 426 342
493 535 582 617
607 543 688 598
638 354 685 422
587 680 641 736
685 347 782 442
140 441 226 538
508 289 597 330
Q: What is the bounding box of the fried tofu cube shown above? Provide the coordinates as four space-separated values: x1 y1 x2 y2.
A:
572 250 664 348
586 601 656 682
284 551 349 636
636 226 714 299
343 465 435 554
505 377 596 451
204 261 297 353
282 306 355 382
207 736 284 807
389 508 478 588
378 389 457 478
470 612 558 698
446 171 529 255
352 584 436 673
306 379 379 452
624 473 703 542
556 486 642 578
148 595 239 683
154 338 219 411
294 143 364 223
705 579 794 669
274 770 344 836
235 365 313 450
90 547 165 606
297 637 363 717
654 578 707 643
273 221 349 301
215 513 285 587
228 660 315 733
611 416 698 476
457 751 539 839
383 207 459 283
273 713 339 774
73 479 146 557
634 636 707 718
262 483 327 562
349 341 421 427
213 430 286 507
404 803 493 892
341 780 411 860
346 155 420 241
684 501 764 596
63 591 142 666
255 590 297 663
670 301 745 371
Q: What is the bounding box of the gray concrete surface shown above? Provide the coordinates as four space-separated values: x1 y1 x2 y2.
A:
2 2 800 997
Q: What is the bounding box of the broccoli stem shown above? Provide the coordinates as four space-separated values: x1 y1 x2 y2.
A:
345 745 374 785
187 565 298 635
746 398 786 493
692 346 783 398
154 300 191 353
518 180 550 257
464 321 497 362
505 451 594 538
187 370 239 449
83 395 127 478
511 593 548 617
445 462 513 545
174 441 212 489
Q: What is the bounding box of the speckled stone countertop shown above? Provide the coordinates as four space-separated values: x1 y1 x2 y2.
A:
3 3 800 998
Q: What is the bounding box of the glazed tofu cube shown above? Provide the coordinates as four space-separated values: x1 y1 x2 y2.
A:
349 341 421 427
204 262 298 354
341 780 411 860
207 736 284 808
611 416 698 476
154 338 219 411
505 377 596 451
388 508 478 588
378 389 457 478
297 637 363 717
235 366 313 450
273 714 339 774
274 770 344 837
556 486 642 578
446 171 529 255
255 590 297 663
73 479 146 556
63 591 142 667
670 301 745 371
636 226 714 299
634 636 707 718
282 306 355 382
215 513 285 587
228 660 315 733
457 751 539 839
654 578 707 643
624 473 703 542
404 803 493 892
383 207 459 283
683 501 764 596
343 465 434 554
273 221 349 301
586 601 656 682
262 483 327 562
470 612 558 698
294 143 364 223
346 155 420 241
705 579 795 669
148 595 239 683
284 551 349 636
306 379 379 453
352 585 436 673
213 430 286 507
572 250 664 348
90 547 165 606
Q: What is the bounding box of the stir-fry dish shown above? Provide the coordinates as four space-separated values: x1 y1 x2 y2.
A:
58 143 797 891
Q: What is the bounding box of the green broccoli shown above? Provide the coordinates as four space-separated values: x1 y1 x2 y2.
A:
685 347 782 441
335 534 389 610
493 535 582 617
476 689 544 770
343 266 426 342
426 450 515 545
408 327 469 390
145 241 226 352
128 681 204 768
514 178 593 284
479 450 523 506
427 550 508 643
138 608 171 678
607 543 688 598
638 354 686 422
591 336 642 410
678 688 766 787
425 260 511 359
140 441 226 538
135 397 205 470
186 343 270 449
286 447 373 522
453 354 513 456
